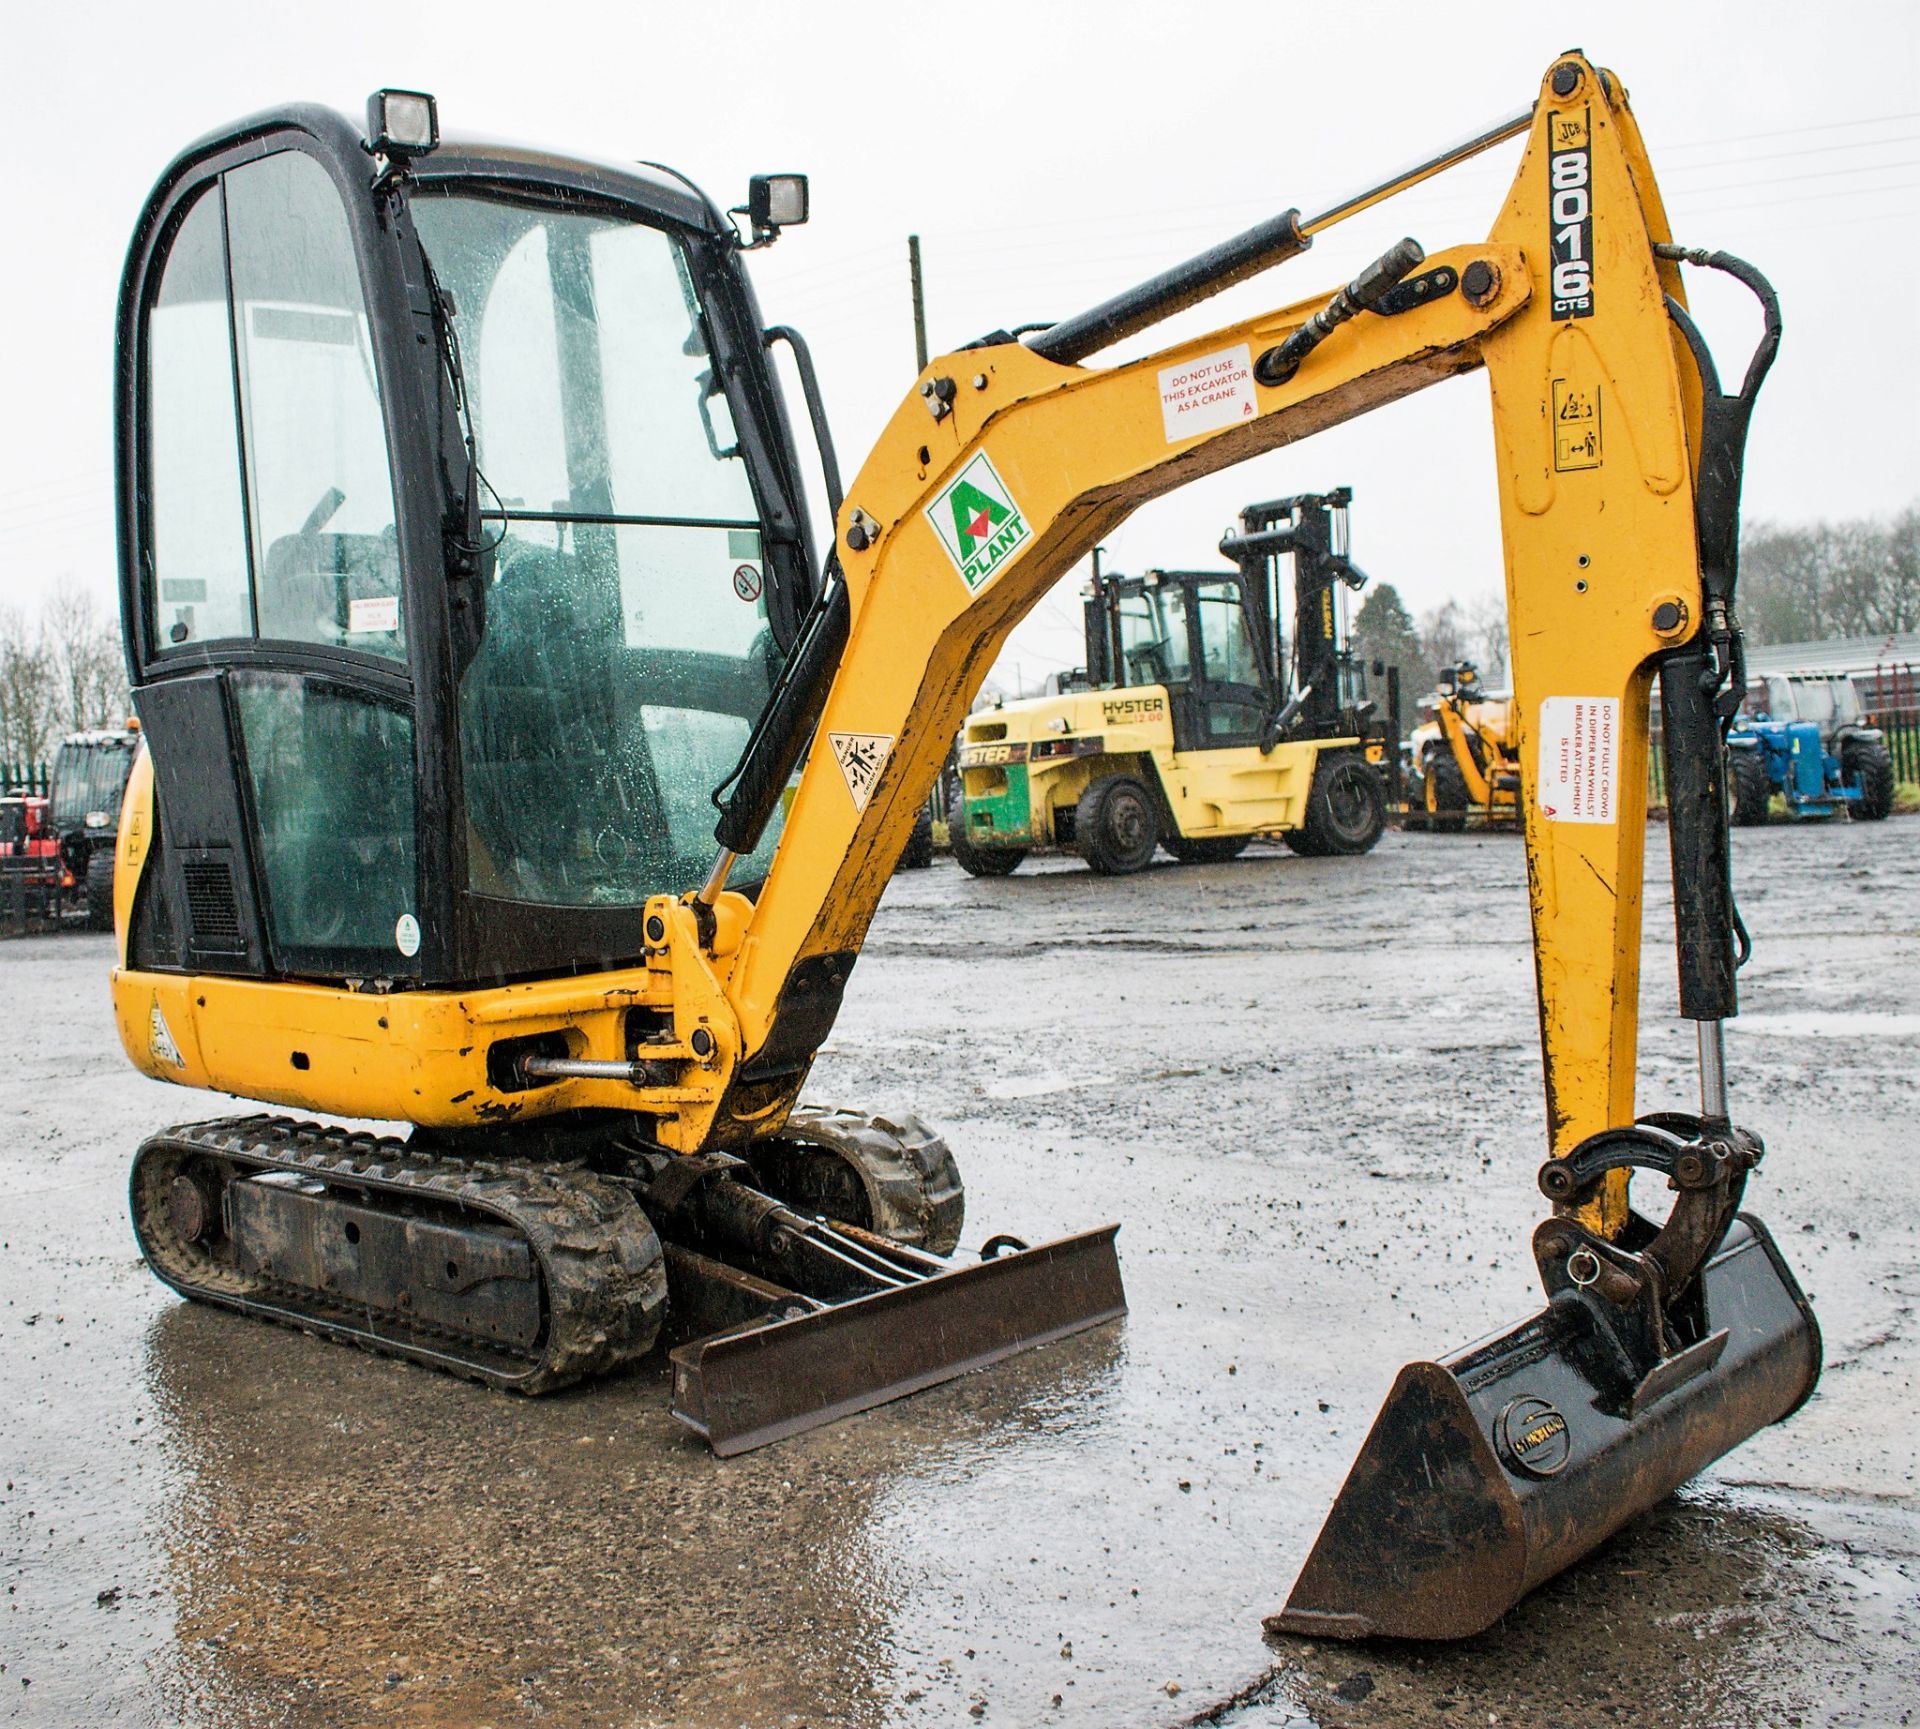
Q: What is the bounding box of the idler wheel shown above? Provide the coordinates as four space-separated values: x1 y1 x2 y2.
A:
168 1172 222 1244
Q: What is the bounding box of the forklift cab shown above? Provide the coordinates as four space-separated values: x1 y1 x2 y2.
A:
1083 568 1274 751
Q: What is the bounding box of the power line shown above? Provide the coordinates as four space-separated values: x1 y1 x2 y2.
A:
1655 107 1920 151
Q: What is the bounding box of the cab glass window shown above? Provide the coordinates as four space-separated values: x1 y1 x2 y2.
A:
1193 581 1261 686
412 193 781 905
232 674 417 968
1117 587 1191 688
226 151 403 658
148 189 252 649
144 151 402 661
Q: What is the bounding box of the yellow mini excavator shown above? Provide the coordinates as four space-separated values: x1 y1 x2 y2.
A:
112 56 1819 1638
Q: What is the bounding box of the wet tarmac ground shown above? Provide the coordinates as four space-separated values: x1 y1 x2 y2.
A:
3 819 1916 1727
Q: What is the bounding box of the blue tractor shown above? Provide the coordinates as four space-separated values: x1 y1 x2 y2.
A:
1726 671 1895 824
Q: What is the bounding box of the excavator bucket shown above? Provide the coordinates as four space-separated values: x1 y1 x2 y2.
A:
1273 1211 1820 1641
670 1225 1126 1456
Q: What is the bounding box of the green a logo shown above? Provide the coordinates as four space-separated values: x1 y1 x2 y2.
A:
948 479 1011 558
927 452 1032 592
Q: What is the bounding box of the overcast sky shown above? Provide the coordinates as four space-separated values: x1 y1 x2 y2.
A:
5 0 1916 688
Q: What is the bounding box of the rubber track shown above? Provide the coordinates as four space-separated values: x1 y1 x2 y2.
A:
776 1105 966 1256
130 1115 666 1393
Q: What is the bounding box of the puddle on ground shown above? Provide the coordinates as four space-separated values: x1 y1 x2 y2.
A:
982 1071 1118 1100
1731 1012 1920 1039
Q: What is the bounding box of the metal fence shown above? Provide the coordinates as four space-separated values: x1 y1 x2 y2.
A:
1870 719 1920 786
2 760 50 797
1863 662 1919 788
0 857 62 938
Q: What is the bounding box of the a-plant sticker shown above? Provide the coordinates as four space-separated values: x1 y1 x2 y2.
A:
927 452 1032 593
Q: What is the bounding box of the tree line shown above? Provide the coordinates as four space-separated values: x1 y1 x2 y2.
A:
1349 585 1509 706
0 594 131 768
1349 501 1920 705
1739 504 1919 645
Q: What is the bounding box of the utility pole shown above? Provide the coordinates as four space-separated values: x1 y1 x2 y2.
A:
908 234 929 372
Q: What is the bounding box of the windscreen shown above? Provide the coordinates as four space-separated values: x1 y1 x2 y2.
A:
411 192 783 906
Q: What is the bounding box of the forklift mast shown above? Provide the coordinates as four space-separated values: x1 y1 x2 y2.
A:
1221 490 1374 742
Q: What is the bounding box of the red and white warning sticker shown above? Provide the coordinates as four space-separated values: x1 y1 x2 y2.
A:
1536 695 1619 824
1157 344 1258 442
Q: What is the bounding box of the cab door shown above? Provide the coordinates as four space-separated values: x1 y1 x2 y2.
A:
123 126 429 982
1183 576 1271 749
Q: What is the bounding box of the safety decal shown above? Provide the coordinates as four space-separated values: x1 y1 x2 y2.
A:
1552 379 1602 471
348 595 400 634
1548 106 1594 319
829 731 894 813
149 1000 185 1070
731 563 764 602
1536 695 1618 824
1157 344 1258 441
926 452 1032 593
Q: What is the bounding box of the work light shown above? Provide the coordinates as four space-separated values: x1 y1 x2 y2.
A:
365 89 439 158
733 173 809 248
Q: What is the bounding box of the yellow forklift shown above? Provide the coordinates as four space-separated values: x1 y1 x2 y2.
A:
952 489 1397 874
110 59 1818 1638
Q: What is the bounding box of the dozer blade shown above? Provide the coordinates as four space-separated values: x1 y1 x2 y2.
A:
1273 1215 1819 1641
670 1225 1125 1456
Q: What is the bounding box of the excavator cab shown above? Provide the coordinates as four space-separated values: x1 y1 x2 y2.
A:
117 99 819 988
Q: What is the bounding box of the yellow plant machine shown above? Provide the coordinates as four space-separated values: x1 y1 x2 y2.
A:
951 489 1393 874
1407 659 1523 829
111 58 1817 1637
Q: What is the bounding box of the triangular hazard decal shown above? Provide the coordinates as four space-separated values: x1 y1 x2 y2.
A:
149 1000 185 1069
828 731 894 813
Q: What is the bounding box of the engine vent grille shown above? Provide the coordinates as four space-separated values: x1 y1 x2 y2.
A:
181 856 244 952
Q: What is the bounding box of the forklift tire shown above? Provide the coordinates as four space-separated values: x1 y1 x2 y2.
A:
897 806 935 869
1164 832 1250 865
1729 747 1773 827
1287 755 1387 856
1074 775 1161 875
1423 753 1469 834
944 794 1021 882
85 850 115 931
1843 738 1895 822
